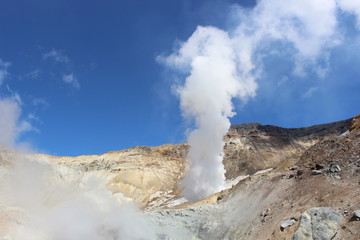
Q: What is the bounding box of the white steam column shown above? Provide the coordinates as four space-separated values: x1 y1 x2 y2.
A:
163 26 256 201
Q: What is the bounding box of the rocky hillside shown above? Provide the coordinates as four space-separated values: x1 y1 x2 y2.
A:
33 144 189 207
24 117 351 209
145 116 359 239
224 118 351 178
0 114 359 239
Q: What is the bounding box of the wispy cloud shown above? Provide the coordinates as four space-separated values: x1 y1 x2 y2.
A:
24 69 41 80
43 48 81 89
5 85 23 105
12 92 23 105
31 97 49 109
0 59 11 86
62 73 80 89
303 87 319 98
43 49 69 64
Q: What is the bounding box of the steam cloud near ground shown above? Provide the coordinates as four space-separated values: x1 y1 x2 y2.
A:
162 0 360 201
0 98 158 239
0 157 156 240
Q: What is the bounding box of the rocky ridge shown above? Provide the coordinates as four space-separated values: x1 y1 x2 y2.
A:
224 118 351 178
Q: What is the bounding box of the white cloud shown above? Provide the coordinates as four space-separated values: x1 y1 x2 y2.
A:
234 0 341 77
62 73 80 89
43 49 69 63
337 0 360 28
0 59 11 86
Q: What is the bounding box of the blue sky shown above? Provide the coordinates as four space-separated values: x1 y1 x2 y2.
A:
0 0 359 156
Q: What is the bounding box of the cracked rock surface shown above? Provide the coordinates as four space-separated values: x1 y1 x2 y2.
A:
293 207 342 240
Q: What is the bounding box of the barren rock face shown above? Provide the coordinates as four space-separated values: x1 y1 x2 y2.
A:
32 144 189 207
223 118 351 179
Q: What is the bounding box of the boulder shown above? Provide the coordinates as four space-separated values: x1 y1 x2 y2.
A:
352 210 360 221
329 165 341 173
280 219 296 230
293 207 342 240
311 170 322 175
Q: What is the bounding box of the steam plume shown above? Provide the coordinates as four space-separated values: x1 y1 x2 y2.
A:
0 97 34 150
163 26 257 201
162 0 360 201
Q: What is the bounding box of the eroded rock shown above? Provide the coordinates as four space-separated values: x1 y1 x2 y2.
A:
280 219 296 230
293 207 342 240
311 170 322 175
329 165 341 173
352 210 360 221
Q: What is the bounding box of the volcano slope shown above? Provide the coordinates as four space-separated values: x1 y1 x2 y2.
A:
0 114 359 239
